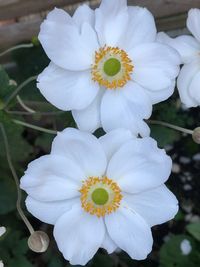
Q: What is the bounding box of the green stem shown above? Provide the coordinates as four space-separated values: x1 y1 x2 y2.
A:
0 123 34 234
148 120 193 135
4 75 38 108
16 95 36 114
0 43 34 57
13 119 57 135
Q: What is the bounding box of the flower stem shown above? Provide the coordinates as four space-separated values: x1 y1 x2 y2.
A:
148 120 193 135
4 75 38 109
0 43 34 57
16 95 36 114
12 119 57 135
0 123 34 235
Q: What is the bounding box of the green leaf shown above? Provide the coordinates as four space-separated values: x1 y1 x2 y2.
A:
0 65 16 103
186 223 200 241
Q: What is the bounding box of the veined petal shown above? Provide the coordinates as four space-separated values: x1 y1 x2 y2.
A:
177 61 200 107
99 129 133 162
188 71 200 104
124 185 179 227
73 4 95 28
25 196 79 225
187 9 200 43
39 10 99 71
54 204 105 265
95 0 128 46
101 89 150 137
72 88 104 133
105 206 153 260
119 7 156 51
20 155 82 201
101 231 118 254
107 137 172 193
157 32 200 64
51 128 107 178
37 62 99 111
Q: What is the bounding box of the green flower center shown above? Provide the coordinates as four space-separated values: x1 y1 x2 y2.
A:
92 188 109 205
103 58 121 77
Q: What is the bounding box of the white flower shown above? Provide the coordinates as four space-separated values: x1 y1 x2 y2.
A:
37 0 180 137
20 128 178 265
0 226 6 237
0 261 4 267
157 8 200 108
180 239 192 255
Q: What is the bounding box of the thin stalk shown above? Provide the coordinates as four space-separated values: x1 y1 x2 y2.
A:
13 119 57 135
148 120 193 135
0 43 34 57
0 123 34 234
16 95 36 114
5 109 64 116
4 75 37 108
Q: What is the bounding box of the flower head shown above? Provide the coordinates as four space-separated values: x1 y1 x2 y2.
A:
37 0 180 136
157 8 200 108
20 128 178 265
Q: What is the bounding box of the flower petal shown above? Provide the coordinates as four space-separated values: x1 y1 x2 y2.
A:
46 7 73 24
101 89 150 137
73 4 94 28
105 206 153 260
20 155 82 201
187 8 200 43
72 88 104 133
25 196 79 225
119 7 156 51
37 62 99 111
130 43 180 90
177 61 200 107
95 0 128 46
157 32 200 64
107 137 172 193
54 204 105 265
124 185 179 227
51 128 107 177
101 230 118 254
188 71 200 104
99 129 133 162
39 9 99 70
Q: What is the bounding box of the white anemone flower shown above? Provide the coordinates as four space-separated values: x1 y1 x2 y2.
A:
37 0 180 137
157 8 200 108
20 128 178 265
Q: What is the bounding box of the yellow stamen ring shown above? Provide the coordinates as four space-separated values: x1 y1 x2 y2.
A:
79 176 123 217
91 46 134 89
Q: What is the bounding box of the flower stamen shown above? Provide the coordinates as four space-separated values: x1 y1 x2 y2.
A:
79 176 123 217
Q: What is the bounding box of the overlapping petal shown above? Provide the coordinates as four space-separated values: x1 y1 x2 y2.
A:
37 62 99 111
187 8 200 43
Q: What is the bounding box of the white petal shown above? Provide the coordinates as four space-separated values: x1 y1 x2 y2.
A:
188 71 200 104
101 89 150 137
37 62 99 111
95 0 128 46
122 81 152 119
51 128 107 177
177 61 200 107
107 137 172 193
25 196 79 225
54 204 105 265
124 185 179 227
20 155 82 201
99 129 133 162
101 231 118 254
0 227 6 237
157 32 200 64
46 8 73 24
72 88 104 133
39 9 99 71
187 9 200 43
145 80 175 104
119 7 156 51
105 206 153 260
73 4 94 28
130 43 180 91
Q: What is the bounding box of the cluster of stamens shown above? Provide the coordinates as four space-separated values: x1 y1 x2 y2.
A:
91 46 134 89
79 176 123 217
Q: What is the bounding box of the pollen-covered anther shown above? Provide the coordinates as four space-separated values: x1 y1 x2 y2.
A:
91 46 134 89
79 176 123 217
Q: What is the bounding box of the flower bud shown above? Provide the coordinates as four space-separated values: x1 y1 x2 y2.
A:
28 231 49 253
192 127 200 144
